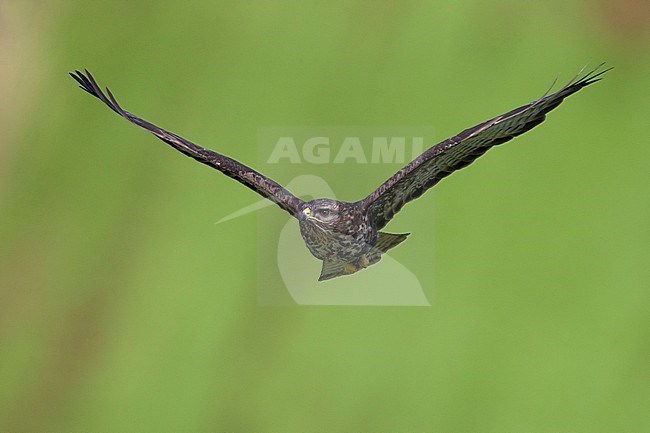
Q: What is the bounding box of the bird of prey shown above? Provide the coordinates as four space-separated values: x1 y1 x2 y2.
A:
70 65 609 281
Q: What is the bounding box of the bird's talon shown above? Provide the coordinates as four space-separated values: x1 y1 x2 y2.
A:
358 256 370 268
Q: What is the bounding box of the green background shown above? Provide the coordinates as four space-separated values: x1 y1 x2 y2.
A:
1 1 649 431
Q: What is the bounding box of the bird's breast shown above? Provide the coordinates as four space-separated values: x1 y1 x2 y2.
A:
298 220 375 262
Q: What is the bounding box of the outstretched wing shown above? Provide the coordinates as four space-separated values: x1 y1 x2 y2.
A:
361 64 610 230
70 70 304 218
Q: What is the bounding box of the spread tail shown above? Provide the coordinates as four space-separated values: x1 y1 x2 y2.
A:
372 232 409 254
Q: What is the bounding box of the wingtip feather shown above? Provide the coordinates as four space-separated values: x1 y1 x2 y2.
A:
70 68 124 115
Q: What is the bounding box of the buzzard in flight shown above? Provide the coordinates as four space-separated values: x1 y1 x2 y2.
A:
71 65 608 280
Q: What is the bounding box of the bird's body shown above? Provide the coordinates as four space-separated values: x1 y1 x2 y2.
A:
296 198 409 279
298 200 371 263
71 65 609 281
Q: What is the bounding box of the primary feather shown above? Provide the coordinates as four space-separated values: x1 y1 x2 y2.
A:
361 64 610 229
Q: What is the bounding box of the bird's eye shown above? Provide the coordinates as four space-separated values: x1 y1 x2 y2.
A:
318 209 331 217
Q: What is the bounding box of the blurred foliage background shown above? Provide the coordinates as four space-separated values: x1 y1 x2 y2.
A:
1 0 649 431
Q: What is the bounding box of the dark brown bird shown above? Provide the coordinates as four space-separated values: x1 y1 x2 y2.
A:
70 65 609 280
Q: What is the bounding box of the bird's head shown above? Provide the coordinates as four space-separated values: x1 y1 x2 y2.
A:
300 199 341 227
